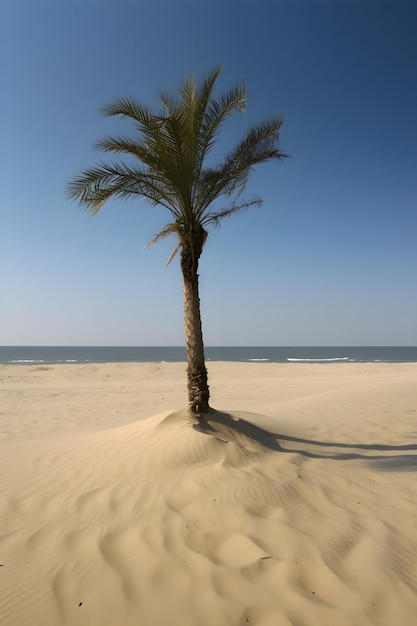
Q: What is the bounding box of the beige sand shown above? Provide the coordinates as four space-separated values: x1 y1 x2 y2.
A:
1 362 416 626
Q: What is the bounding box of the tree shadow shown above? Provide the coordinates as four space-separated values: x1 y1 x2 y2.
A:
192 409 417 471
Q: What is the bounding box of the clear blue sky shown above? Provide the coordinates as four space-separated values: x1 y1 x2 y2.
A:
1 0 416 346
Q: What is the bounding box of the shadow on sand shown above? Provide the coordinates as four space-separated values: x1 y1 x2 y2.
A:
192 409 417 471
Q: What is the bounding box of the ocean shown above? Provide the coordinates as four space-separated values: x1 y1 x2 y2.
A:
1 346 416 365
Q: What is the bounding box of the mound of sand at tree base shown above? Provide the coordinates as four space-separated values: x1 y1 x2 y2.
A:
0 362 417 626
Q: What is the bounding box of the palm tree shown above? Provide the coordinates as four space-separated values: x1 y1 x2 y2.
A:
67 66 287 415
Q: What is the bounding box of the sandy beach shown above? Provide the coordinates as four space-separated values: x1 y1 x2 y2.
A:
1 361 416 626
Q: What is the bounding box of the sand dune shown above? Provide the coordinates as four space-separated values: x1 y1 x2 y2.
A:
1 362 416 625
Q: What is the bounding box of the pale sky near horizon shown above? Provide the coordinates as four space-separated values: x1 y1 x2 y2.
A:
1 0 416 347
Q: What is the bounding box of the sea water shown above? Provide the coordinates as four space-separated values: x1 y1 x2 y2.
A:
1 346 416 365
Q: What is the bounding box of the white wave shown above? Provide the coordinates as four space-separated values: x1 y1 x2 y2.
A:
10 359 45 363
65 360 77 363
287 357 349 362
248 358 270 362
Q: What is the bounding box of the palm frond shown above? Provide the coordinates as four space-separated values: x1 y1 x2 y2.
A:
195 116 287 216
143 223 181 266
143 222 179 249
196 81 247 160
202 197 263 227
158 90 177 117
164 242 181 267
99 97 156 129
229 117 288 168
66 161 183 217
94 135 149 160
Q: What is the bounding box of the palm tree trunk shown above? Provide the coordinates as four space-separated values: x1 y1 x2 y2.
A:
180 231 210 414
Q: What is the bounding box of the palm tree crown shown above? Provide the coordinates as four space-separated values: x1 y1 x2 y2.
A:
68 66 287 414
